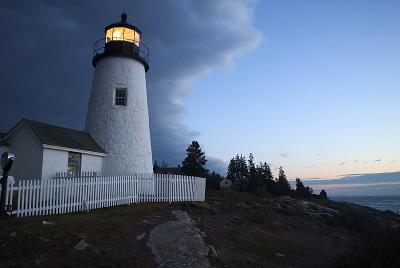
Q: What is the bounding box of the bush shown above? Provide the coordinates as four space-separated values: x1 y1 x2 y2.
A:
335 227 400 267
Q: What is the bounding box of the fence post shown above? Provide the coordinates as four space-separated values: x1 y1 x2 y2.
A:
168 175 171 204
17 180 21 217
5 178 14 214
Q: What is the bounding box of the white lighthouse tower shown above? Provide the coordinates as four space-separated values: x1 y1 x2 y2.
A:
86 13 153 174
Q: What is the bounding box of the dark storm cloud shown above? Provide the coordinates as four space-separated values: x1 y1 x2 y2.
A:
206 156 228 175
0 0 261 172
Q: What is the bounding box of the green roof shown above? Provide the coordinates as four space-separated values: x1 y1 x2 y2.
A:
20 119 106 154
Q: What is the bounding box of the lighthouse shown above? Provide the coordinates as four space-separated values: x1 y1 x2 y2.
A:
86 13 153 174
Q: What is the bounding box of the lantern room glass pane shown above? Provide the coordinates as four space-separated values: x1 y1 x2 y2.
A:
106 28 113 42
105 27 141 46
123 28 134 41
134 31 140 45
112 27 124 41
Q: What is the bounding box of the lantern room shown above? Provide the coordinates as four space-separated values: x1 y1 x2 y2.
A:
92 13 149 71
105 13 141 46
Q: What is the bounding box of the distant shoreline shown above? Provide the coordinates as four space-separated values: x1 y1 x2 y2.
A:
331 195 400 214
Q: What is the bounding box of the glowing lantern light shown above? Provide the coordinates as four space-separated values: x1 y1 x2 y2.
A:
105 13 141 46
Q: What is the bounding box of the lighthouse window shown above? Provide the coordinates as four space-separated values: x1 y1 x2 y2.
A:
67 152 81 175
115 88 127 106
106 27 140 45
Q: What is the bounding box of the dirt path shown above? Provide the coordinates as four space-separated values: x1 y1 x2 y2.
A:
147 210 210 268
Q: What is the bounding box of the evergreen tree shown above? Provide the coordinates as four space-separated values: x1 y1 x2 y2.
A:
295 178 306 194
276 166 291 196
238 155 249 191
226 154 249 191
295 178 313 198
257 162 274 193
248 153 256 178
319 189 328 199
227 156 238 189
181 140 208 177
247 153 258 192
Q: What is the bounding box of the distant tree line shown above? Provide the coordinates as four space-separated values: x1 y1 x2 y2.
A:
154 140 328 200
226 154 290 195
226 153 328 199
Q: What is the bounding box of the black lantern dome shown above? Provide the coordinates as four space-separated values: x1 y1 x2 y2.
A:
92 13 149 71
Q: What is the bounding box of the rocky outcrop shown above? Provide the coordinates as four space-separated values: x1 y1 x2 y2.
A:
273 196 339 217
147 210 210 268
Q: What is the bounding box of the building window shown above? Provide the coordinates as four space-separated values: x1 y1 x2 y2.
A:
115 88 127 106
68 152 81 175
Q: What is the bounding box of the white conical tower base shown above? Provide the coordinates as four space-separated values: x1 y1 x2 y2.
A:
86 56 153 174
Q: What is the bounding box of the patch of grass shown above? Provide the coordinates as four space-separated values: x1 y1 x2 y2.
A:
232 226 273 257
335 227 400 268
248 210 282 231
206 191 224 199
327 206 378 233
0 203 174 267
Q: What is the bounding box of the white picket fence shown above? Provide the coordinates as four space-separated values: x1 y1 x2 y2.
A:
0 174 206 217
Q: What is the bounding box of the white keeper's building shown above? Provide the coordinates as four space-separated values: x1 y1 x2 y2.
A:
0 13 153 181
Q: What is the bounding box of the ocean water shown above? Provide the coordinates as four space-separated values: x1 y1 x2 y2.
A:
331 196 400 214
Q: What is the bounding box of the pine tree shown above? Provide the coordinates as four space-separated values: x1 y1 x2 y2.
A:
248 153 256 177
181 140 208 177
276 166 291 196
227 156 238 189
295 178 313 198
295 178 306 194
319 189 328 199
226 154 250 191
238 155 249 191
259 162 274 192
247 153 258 192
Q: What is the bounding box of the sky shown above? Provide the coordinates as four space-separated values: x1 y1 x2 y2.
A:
185 0 400 180
0 1 399 194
